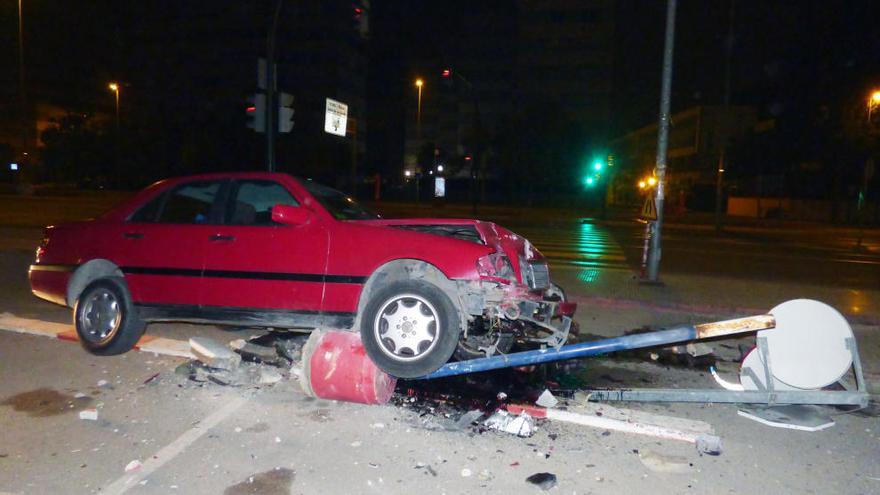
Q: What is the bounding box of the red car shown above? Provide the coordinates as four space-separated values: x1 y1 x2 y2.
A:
29 172 575 377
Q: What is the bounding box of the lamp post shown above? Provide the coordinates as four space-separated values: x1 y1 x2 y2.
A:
17 0 28 167
108 82 120 133
415 78 424 140
858 89 880 249
868 90 880 122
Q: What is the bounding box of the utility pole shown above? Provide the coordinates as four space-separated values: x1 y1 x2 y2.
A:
646 0 678 283
17 0 28 168
714 0 736 232
266 0 283 172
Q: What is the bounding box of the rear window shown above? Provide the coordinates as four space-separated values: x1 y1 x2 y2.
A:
129 180 223 224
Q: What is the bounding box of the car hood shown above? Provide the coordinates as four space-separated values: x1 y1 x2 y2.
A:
354 218 546 266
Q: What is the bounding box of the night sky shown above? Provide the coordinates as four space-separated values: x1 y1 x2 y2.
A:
1 1 879 193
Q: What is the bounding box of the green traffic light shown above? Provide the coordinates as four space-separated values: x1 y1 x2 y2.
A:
593 160 603 171
586 177 595 186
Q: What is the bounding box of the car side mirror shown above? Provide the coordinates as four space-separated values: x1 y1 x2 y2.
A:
271 204 311 226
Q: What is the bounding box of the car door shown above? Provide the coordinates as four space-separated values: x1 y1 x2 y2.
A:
116 179 226 307
199 178 329 323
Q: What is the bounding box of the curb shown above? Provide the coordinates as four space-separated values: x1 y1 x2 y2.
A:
0 313 194 359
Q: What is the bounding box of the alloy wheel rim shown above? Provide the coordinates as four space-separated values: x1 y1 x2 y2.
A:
373 293 440 362
79 289 122 344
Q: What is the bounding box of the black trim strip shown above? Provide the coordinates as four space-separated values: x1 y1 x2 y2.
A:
134 303 356 329
121 266 367 284
29 264 78 273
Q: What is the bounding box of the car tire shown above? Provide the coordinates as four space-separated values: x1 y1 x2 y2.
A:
74 277 146 356
360 279 461 378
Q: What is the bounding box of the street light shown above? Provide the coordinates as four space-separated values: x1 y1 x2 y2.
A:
868 90 880 122
108 82 120 133
415 78 424 140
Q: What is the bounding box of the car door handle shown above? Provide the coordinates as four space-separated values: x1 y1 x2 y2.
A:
209 234 236 242
123 232 144 239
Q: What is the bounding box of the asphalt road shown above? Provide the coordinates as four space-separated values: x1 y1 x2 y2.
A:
1 197 879 494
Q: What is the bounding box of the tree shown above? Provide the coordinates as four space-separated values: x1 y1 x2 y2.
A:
40 113 114 185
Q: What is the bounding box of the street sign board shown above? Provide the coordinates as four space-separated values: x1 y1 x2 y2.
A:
434 177 446 197
640 196 657 220
324 98 348 137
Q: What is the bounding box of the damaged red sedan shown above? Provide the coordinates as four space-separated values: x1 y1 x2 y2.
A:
29 172 575 377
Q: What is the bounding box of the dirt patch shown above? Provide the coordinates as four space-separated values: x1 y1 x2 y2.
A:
0 388 94 417
224 468 295 495
307 408 333 423
245 422 271 433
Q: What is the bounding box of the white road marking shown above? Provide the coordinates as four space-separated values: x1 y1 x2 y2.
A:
101 396 248 495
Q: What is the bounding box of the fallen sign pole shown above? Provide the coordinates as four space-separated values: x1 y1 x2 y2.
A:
507 403 722 454
422 314 775 379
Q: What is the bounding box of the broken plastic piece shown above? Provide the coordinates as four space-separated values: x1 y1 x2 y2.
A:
79 408 98 421
484 410 534 437
535 389 559 408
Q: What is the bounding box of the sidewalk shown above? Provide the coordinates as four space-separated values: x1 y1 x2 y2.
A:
553 264 879 325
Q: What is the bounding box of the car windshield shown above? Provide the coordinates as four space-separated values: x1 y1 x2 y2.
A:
297 178 380 220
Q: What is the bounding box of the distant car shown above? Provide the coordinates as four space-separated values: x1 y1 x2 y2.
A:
29 172 575 377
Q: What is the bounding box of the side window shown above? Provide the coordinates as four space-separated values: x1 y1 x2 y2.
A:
128 192 166 223
156 181 223 224
226 180 299 226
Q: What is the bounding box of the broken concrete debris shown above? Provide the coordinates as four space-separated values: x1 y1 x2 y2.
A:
525 472 557 491
259 368 283 385
229 339 279 363
189 337 241 371
78 408 98 421
535 389 558 409
484 410 535 437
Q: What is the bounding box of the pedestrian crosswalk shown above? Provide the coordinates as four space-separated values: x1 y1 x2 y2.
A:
511 220 633 272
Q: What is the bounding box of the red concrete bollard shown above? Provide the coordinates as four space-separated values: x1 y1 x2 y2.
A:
299 329 397 405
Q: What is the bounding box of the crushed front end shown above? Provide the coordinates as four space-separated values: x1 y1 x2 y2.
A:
454 224 577 359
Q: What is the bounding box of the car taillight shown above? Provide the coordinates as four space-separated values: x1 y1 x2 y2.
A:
476 252 515 283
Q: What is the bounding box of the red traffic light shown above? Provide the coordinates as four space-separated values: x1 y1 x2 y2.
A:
464 155 472 161
441 69 451 78
246 106 256 113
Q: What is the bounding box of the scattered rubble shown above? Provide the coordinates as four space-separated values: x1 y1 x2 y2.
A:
484 410 535 437
525 472 557 490
535 389 558 408
189 337 241 371
78 408 98 421
259 368 283 385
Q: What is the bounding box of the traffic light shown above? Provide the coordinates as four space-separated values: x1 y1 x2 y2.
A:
278 92 295 133
441 68 451 78
593 159 604 172
585 177 595 187
246 93 266 133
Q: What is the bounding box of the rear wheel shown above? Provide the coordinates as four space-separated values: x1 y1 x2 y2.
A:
74 277 145 356
360 279 460 378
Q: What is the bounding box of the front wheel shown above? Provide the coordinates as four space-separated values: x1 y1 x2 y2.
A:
360 279 461 378
74 277 145 356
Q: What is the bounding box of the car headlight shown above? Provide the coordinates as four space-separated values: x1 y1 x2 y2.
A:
476 252 515 283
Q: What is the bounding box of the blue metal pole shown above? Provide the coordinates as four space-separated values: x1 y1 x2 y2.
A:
422 314 775 379
424 327 695 379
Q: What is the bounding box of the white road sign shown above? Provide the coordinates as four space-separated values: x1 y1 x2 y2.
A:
324 98 348 136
